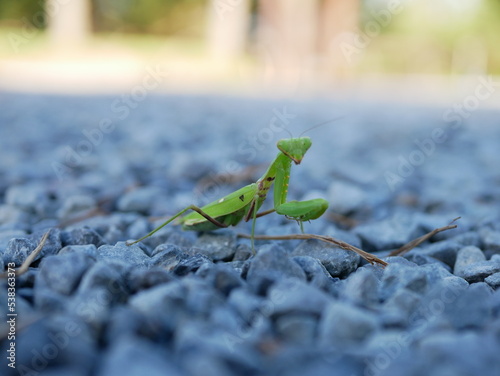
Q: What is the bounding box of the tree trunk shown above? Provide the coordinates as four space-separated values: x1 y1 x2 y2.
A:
46 0 91 48
206 0 251 63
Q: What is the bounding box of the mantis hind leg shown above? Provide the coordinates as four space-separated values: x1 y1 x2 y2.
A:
126 205 228 246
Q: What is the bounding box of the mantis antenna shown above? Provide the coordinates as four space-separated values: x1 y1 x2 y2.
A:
283 127 293 138
299 116 344 137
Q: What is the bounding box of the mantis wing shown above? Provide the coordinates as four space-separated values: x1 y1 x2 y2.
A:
182 183 258 226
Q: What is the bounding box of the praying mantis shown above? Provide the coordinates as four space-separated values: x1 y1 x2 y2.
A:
126 134 390 266
126 136 329 249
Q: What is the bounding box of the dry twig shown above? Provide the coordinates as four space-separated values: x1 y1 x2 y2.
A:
389 217 460 257
238 232 388 267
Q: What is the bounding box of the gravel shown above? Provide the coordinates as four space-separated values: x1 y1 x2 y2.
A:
1 92 500 375
318 301 380 347
246 244 307 294
292 239 360 278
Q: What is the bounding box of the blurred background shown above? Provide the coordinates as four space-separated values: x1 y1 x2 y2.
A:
0 0 499 105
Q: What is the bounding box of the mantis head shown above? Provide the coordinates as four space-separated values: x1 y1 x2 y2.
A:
277 137 312 165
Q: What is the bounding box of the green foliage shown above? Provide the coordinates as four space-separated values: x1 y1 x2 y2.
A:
0 0 45 26
0 0 205 36
359 0 500 74
93 0 205 35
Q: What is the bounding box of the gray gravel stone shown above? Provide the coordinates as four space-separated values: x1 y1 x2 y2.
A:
420 262 455 283
354 214 422 251
227 287 266 324
77 260 130 302
71 213 131 238
325 224 363 248
57 194 97 219
247 244 306 294
179 352 234 376
492 289 500 315
267 278 332 316
35 228 62 255
341 267 381 308
126 217 151 242
458 260 500 283
382 288 422 327
68 287 119 332
58 244 98 257
419 240 462 267
181 276 226 318
33 288 67 313
328 181 367 215
319 302 379 347
364 328 410 354
481 229 500 257
12 315 97 375
36 252 96 295
15 268 37 289
225 260 246 275
60 227 106 247
196 263 244 296
265 347 363 376
126 267 174 293
4 229 62 266
31 218 59 232
275 313 318 345
417 331 495 374
27 368 89 376
422 280 491 330
149 243 187 270
174 253 213 276
380 260 429 301
0 205 33 232
292 239 360 278
5 183 51 215
97 336 183 376
485 272 500 289
209 304 245 333
3 237 37 267
128 280 188 332
161 230 195 249
405 251 452 270
96 242 150 266
103 225 125 245
292 255 333 291
117 186 166 213
380 260 452 307
233 244 253 261
451 231 482 248
151 242 182 257
104 306 149 342
0 229 27 251
174 319 261 376
454 246 486 277
193 231 236 261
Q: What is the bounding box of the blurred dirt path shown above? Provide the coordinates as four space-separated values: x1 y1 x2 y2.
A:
1 54 499 109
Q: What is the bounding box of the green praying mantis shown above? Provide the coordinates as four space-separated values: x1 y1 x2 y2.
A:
126 136 329 249
125 131 392 266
